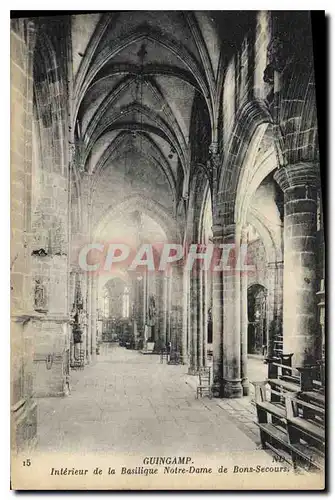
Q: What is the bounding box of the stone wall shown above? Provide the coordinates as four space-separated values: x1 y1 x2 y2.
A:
247 238 268 288
30 20 71 397
11 19 37 451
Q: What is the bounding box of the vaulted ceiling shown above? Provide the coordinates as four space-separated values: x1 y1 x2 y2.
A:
70 11 254 224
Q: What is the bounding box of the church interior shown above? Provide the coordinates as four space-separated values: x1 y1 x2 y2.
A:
11 11 325 470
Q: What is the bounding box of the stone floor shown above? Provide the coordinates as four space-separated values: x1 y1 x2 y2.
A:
36 344 264 455
184 355 268 445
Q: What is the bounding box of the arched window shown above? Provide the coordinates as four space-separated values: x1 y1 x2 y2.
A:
122 286 130 318
103 291 109 317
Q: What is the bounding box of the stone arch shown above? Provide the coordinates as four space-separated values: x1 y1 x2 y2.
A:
279 61 319 166
234 122 279 227
82 77 189 173
89 131 176 200
84 101 187 173
93 194 181 243
199 184 212 244
74 25 213 132
98 272 131 298
218 100 280 224
187 164 210 242
246 208 282 264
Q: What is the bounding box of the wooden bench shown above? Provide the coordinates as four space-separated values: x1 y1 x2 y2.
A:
266 355 322 395
266 353 294 378
300 390 325 407
285 395 325 470
285 395 325 445
253 381 287 423
253 381 325 471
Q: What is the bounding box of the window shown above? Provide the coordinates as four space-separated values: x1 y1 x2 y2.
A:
122 286 130 318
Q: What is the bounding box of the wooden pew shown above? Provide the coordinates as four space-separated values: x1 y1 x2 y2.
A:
253 356 325 472
285 394 325 470
253 381 297 466
266 355 322 400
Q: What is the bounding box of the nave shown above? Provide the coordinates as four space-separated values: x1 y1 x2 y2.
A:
10 11 324 470
37 344 261 454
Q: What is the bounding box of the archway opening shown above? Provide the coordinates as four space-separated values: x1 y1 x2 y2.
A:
247 283 268 356
101 277 132 344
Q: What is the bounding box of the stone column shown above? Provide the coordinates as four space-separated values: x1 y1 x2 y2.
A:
222 224 243 398
188 272 199 375
266 261 283 358
202 269 208 367
170 267 183 364
181 267 189 364
274 163 320 367
143 271 147 334
135 275 144 343
169 271 177 363
187 274 191 360
162 273 168 348
155 273 162 350
91 275 97 362
167 272 172 343
86 273 92 364
211 224 224 395
197 271 204 369
240 228 249 396
317 278 325 359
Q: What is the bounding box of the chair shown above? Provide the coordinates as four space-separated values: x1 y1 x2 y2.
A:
196 367 212 398
160 348 169 363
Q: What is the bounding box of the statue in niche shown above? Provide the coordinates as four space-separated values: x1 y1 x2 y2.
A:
34 279 48 312
50 217 66 256
72 312 83 344
31 206 49 255
71 274 86 343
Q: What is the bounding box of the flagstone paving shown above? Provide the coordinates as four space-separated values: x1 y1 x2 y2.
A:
36 344 263 454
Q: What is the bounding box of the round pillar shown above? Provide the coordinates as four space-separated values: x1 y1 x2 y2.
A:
211 224 224 396
240 227 249 396
222 224 243 398
274 163 320 367
197 271 204 369
188 272 199 375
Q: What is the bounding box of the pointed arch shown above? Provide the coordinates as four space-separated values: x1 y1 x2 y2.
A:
94 194 181 243
73 25 213 133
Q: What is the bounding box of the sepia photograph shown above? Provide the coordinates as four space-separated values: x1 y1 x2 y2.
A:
10 9 326 490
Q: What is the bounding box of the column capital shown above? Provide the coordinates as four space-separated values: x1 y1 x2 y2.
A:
211 224 236 242
240 226 249 244
222 223 236 242
211 224 223 240
26 20 36 34
274 163 320 192
267 260 284 270
209 142 219 156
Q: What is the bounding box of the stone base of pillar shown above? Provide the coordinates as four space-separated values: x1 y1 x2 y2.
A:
34 349 70 397
180 355 189 365
211 381 224 398
11 398 37 452
223 378 243 398
188 366 198 375
241 378 250 396
154 339 164 353
179 352 189 365
168 351 183 365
